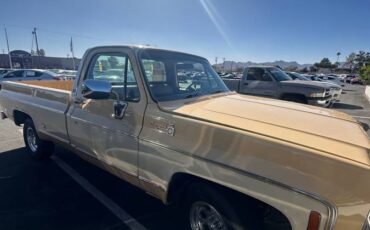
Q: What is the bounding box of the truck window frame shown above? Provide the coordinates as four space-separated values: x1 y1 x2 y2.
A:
83 52 141 103
245 68 273 82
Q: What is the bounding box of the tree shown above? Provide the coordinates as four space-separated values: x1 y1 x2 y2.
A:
314 58 335 69
354 51 370 69
38 49 45 56
309 66 317 72
346 52 356 72
336 52 341 63
360 65 370 84
107 56 119 69
300 67 308 73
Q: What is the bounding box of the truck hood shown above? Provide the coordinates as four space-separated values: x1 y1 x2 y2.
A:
159 93 370 164
280 80 341 89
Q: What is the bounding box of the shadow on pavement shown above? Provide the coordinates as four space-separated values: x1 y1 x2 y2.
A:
0 147 128 230
332 103 363 110
0 147 188 230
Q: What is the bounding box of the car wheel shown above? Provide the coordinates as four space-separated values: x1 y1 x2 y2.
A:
23 119 54 160
186 183 245 230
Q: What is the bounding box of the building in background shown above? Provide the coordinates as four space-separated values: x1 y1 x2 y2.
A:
0 50 80 70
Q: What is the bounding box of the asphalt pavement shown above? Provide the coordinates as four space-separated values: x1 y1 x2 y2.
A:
332 83 370 137
0 83 369 230
0 120 187 230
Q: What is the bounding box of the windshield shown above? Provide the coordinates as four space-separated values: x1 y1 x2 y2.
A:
139 50 229 102
268 67 292 81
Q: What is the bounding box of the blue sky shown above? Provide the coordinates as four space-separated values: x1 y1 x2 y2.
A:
0 0 369 64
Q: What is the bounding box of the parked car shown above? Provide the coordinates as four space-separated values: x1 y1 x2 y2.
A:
223 66 341 107
304 74 322 81
0 68 12 78
350 76 364 85
344 74 358 83
0 69 63 82
48 69 77 80
338 74 347 82
285 71 311 81
0 46 369 230
316 75 342 86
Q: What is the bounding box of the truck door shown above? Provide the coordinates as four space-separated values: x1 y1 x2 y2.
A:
240 67 277 97
67 48 146 177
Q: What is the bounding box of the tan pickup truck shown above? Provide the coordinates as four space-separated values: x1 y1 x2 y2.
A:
0 46 369 230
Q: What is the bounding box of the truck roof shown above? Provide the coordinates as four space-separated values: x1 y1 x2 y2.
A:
87 45 207 61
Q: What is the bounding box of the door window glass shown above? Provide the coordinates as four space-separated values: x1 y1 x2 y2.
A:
4 70 24 78
141 60 167 82
25 71 43 77
86 53 140 102
246 68 270 81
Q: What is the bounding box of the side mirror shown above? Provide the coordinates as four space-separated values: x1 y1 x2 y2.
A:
81 79 112 99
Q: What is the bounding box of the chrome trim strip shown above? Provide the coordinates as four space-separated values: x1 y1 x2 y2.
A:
140 138 338 229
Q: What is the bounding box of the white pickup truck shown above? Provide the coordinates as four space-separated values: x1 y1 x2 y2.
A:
1 46 369 230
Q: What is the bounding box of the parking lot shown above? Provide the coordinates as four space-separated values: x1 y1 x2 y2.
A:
0 83 369 230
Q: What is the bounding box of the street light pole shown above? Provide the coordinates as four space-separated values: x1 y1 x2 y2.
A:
4 28 13 69
32 27 40 68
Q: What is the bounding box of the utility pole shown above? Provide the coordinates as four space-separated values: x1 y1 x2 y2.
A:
4 28 13 69
215 57 218 71
70 37 76 70
32 27 40 68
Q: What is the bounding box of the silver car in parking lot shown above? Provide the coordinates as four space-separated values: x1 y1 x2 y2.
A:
0 69 63 82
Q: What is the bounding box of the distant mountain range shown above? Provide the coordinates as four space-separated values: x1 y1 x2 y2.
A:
214 60 312 71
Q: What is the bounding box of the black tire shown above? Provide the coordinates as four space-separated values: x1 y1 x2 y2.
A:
185 183 245 230
23 119 54 160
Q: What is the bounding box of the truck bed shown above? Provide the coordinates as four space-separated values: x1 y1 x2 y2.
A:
0 80 73 143
222 78 241 92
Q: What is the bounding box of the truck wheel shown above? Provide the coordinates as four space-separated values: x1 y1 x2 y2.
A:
23 119 54 160
186 183 245 230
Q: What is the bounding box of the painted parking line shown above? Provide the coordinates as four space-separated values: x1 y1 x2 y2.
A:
51 155 148 230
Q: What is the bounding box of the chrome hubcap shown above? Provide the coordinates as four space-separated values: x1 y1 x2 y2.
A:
26 127 38 152
190 201 228 230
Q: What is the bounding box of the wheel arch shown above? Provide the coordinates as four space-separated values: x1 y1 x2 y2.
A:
166 172 292 229
13 110 32 126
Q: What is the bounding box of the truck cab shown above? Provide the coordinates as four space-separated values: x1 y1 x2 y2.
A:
240 66 281 97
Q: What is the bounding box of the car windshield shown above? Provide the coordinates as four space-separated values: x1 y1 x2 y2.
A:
268 67 292 81
139 49 229 102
